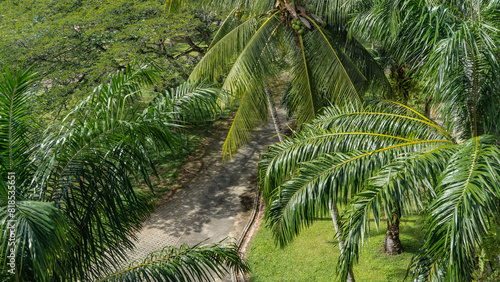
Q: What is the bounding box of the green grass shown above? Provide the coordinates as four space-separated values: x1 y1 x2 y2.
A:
247 215 425 281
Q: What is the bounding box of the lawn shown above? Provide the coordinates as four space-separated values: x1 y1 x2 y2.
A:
247 215 425 281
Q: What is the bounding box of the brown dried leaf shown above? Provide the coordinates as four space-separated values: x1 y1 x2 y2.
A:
284 3 298 18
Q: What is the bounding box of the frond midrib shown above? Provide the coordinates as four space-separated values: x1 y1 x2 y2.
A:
322 111 453 140
302 14 363 104
221 11 281 92
455 137 480 210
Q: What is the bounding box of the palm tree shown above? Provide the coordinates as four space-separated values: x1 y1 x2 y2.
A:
0 65 247 281
259 0 500 280
187 0 391 159
259 100 500 281
185 2 391 280
349 0 500 138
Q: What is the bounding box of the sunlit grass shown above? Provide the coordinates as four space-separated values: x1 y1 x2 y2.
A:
248 215 425 281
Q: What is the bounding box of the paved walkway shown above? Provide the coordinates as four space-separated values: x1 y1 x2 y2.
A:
124 114 287 280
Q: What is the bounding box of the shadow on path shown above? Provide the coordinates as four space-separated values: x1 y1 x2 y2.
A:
124 113 287 280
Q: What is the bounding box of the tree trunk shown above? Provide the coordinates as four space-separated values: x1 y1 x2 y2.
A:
329 199 355 282
184 36 205 54
383 212 402 255
423 96 433 118
264 85 284 142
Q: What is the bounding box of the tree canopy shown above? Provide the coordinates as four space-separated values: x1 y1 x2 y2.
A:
0 0 227 122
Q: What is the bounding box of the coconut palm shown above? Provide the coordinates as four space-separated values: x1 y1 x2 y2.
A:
186 0 391 159
259 100 500 281
0 65 247 281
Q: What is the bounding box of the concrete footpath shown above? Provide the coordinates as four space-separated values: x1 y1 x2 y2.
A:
124 115 287 280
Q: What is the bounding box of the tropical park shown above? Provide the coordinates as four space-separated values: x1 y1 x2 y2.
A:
0 0 499 281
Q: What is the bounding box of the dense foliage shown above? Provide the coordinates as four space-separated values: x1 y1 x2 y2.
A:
1 0 499 281
0 0 226 122
350 0 500 138
0 65 246 281
188 0 392 159
258 0 500 281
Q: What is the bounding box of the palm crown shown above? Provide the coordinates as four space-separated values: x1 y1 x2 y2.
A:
187 0 392 158
350 0 500 138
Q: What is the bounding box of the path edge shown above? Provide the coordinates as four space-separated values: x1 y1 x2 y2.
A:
231 183 263 282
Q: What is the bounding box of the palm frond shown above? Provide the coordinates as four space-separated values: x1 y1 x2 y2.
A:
259 101 454 201
285 34 318 125
216 14 283 158
259 128 410 201
265 137 452 247
209 7 244 49
148 80 222 123
422 17 500 137
348 0 402 44
337 144 457 280
0 188 70 281
350 0 500 137
0 65 38 173
333 28 393 100
99 240 249 282
26 65 177 279
189 18 260 83
222 84 269 160
286 25 392 125
310 101 454 140
300 18 366 107
220 13 281 99
409 135 500 281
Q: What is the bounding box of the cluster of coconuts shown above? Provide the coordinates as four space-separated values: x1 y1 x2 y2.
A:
234 10 244 19
291 18 306 35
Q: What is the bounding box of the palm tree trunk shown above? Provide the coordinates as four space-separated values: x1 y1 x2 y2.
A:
264 85 284 142
382 211 402 255
329 199 355 282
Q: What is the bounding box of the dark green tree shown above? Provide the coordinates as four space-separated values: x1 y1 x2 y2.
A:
0 0 226 122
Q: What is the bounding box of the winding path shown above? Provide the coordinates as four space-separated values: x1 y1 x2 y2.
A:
125 111 289 280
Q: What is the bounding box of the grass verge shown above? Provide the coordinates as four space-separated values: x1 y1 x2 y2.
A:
247 215 425 281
